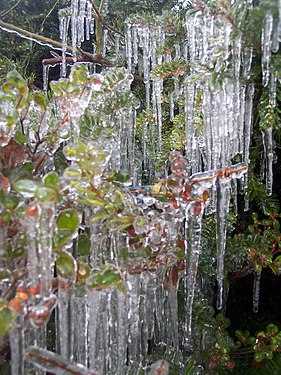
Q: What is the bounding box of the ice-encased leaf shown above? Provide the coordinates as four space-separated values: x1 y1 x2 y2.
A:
56 250 77 280
13 179 39 198
33 92 47 112
55 208 80 246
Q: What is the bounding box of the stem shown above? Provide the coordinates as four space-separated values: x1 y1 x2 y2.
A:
98 0 105 13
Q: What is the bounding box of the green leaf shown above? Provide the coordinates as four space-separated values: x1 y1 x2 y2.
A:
33 92 46 112
1 192 20 209
273 219 280 232
43 172 59 187
260 219 271 226
0 306 17 336
13 179 39 198
55 208 80 246
70 64 88 85
34 186 57 203
90 213 110 222
0 269 11 281
9 163 33 184
86 266 125 292
77 233 91 256
6 70 27 95
56 251 77 280
50 81 63 96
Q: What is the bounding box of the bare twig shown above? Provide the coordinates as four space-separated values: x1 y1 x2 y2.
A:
40 0 60 33
0 0 23 18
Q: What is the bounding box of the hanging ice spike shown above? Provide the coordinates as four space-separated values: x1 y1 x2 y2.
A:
215 165 247 310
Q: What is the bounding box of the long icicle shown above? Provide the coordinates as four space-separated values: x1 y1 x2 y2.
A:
184 201 205 351
216 176 231 310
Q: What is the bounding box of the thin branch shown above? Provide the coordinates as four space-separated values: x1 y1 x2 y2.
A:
0 20 112 66
190 165 248 186
0 0 23 18
25 347 98 375
40 0 60 34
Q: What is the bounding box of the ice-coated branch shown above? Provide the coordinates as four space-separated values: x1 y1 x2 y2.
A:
25 346 98 375
0 20 112 66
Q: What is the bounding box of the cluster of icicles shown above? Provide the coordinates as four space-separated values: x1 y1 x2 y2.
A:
6 1 281 374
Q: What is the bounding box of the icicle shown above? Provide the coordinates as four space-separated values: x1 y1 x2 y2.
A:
126 23 132 73
25 346 96 375
184 201 204 351
243 84 255 164
71 0 79 61
233 35 242 80
59 10 70 78
133 26 138 67
261 12 273 87
102 29 108 57
216 176 231 310
42 65 49 92
85 1 93 40
139 273 149 359
115 33 120 60
38 202 56 296
169 92 174 121
127 273 142 367
145 272 157 342
116 289 128 374
253 271 262 313
77 0 87 46
243 46 253 79
272 20 279 53
184 82 196 172
9 315 25 375
87 290 110 374
262 127 274 196
154 282 167 347
166 267 179 352
269 70 277 108
143 28 151 107
73 291 88 366
58 286 74 360
244 83 255 210
231 179 238 216
87 290 101 372
154 78 163 152
278 0 281 42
